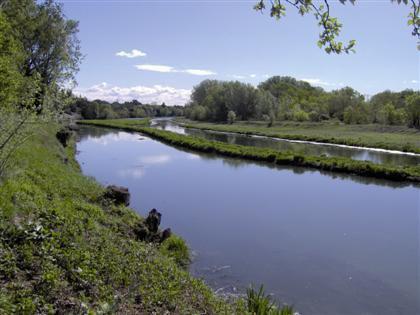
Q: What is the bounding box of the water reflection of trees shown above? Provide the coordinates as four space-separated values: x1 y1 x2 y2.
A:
76 125 119 141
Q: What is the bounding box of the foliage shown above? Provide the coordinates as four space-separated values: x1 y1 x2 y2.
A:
160 235 190 268
227 110 237 124
343 104 369 124
79 119 420 182
0 12 25 109
0 0 79 178
377 103 407 125
406 93 420 128
67 97 184 120
246 285 293 315
0 124 247 314
186 76 418 129
254 0 419 53
1 0 82 107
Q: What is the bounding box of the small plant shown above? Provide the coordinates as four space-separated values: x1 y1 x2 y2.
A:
246 285 294 315
160 235 190 268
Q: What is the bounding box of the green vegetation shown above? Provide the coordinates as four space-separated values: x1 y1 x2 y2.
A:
247 285 293 315
66 98 184 120
0 0 81 177
0 123 251 314
185 77 420 130
78 119 420 183
254 1 419 54
180 119 420 154
159 235 190 268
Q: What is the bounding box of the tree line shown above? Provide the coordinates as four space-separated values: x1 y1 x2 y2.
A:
66 98 184 120
184 77 420 128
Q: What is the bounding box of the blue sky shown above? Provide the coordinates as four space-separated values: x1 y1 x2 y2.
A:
62 0 420 105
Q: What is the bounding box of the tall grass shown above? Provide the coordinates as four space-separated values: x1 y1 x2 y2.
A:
246 285 294 315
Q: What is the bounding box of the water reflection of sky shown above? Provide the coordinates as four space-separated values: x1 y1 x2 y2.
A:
76 126 420 315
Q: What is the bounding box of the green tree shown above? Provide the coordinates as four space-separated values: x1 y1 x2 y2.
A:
377 103 407 125
0 12 25 109
328 87 364 120
406 93 420 128
1 0 82 110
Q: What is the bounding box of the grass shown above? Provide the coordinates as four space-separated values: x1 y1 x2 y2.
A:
78 119 420 183
247 285 294 315
0 122 249 314
178 119 420 154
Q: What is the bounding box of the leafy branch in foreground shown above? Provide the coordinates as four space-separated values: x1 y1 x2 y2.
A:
254 0 420 53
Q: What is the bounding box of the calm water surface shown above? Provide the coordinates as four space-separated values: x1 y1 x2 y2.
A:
151 118 420 167
76 126 419 315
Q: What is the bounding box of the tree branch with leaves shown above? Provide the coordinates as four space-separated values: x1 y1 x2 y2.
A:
254 0 420 53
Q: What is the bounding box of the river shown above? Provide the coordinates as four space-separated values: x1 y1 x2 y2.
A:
151 118 420 167
76 123 419 315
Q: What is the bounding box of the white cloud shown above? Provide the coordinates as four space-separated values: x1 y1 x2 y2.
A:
74 82 191 105
116 49 147 58
135 64 216 76
300 78 335 86
135 64 175 73
231 74 261 80
411 80 419 84
139 154 171 164
182 69 216 76
118 168 145 179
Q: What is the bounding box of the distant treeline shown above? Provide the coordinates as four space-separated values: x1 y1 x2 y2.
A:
66 98 184 119
184 77 420 128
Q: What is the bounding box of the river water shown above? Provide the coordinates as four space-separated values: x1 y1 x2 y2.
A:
151 118 420 167
76 124 419 315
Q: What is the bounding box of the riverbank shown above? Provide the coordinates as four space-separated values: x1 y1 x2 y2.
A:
78 119 420 183
178 119 420 154
0 123 251 314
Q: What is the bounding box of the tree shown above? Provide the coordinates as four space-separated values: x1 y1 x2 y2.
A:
254 0 419 53
1 0 82 110
227 110 236 124
406 93 420 128
0 12 25 109
343 104 369 124
327 87 364 120
377 103 406 125
255 89 277 119
0 0 81 177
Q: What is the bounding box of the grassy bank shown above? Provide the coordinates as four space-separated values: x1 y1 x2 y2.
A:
0 123 253 314
78 119 420 183
178 119 420 154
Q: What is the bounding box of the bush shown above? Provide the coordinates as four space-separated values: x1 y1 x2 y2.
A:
292 110 309 122
160 235 190 268
227 110 236 124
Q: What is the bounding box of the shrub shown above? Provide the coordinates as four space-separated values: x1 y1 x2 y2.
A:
227 110 236 124
160 235 190 268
